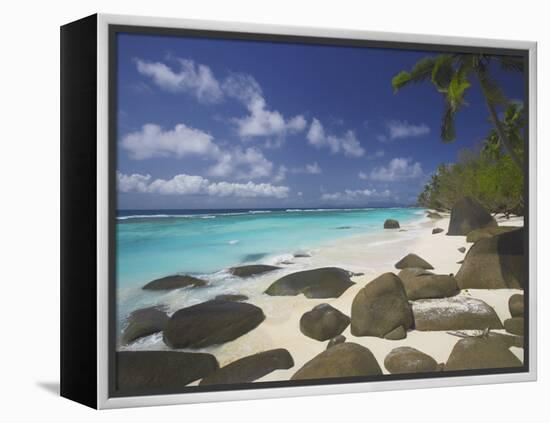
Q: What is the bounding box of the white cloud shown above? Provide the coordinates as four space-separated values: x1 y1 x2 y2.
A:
306 119 364 158
273 165 288 182
321 188 391 202
207 181 289 198
223 73 306 140
305 162 322 174
369 158 424 182
358 171 368 180
135 58 223 103
121 123 220 160
118 172 289 199
117 173 152 193
386 120 430 140
121 123 276 181
207 147 274 180
147 174 210 195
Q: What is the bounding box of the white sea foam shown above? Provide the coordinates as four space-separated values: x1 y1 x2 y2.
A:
117 214 174 220
228 240 239 245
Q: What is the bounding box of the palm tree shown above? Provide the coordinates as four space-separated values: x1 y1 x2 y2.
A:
392 54 524 169
482 102 525 161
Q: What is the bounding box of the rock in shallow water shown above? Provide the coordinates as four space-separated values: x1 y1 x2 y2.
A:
228 265 280 278
121 306 169 345
116 351 218 392
291 343 382 380
412 296 503 331
447 197 497 236
163 300 265 348
300 303 350 341
214 294 248 302
384 219 400 229
142 274 207 290
456 227 524 289
265 267 354 298
394 253 434 270
351 272 413 338
445 336 522 371
384 347 438 374
199 349 294 385
432 228 444 234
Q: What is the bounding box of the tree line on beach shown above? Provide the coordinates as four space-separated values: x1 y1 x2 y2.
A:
391 53 526 216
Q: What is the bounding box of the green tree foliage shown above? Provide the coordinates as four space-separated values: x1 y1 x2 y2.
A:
392 53 524 169
418 104 525 216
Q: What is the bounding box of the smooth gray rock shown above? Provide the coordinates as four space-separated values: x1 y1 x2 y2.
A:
163 300 265 348
509 294 524 317
445 336 522 371
327 335 346 349
504 317 524 336
300 304 350 341
265 267 355 298
199 349 294 385
456 228 524 289
351 272 413 337
291 343 382 380
116 351 218 392
466 226 518 243
214 294 248 302
412 297 503 331
143 274 207 290
121 306 169 345
395 253 434 270
447 197 497 236
384 326 407 340
384 347 438 374
228 265 280 278
384 219 400 229
398 269 459 300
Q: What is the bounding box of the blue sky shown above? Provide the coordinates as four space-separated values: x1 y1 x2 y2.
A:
116 33 524 210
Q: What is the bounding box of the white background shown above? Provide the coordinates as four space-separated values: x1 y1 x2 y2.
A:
1 0 546 421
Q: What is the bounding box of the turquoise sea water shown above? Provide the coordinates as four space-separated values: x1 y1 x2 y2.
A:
117 207 424 289
116 207 426 345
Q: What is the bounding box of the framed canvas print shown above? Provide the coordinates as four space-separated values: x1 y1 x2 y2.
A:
60 13 537 409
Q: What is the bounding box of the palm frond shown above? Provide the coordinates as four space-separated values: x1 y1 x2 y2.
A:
431 55 454 92
448 71 471 109
391 57 436 92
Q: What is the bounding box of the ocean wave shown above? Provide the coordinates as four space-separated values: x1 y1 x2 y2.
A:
118 207 386 220
117 214 175 220
228 240 239 245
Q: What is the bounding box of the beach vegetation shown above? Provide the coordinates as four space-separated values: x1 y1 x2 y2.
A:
393 54 526 216
416 104 525 215
392 53 524 169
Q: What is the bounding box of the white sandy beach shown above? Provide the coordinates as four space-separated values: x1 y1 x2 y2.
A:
123 212 524 382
